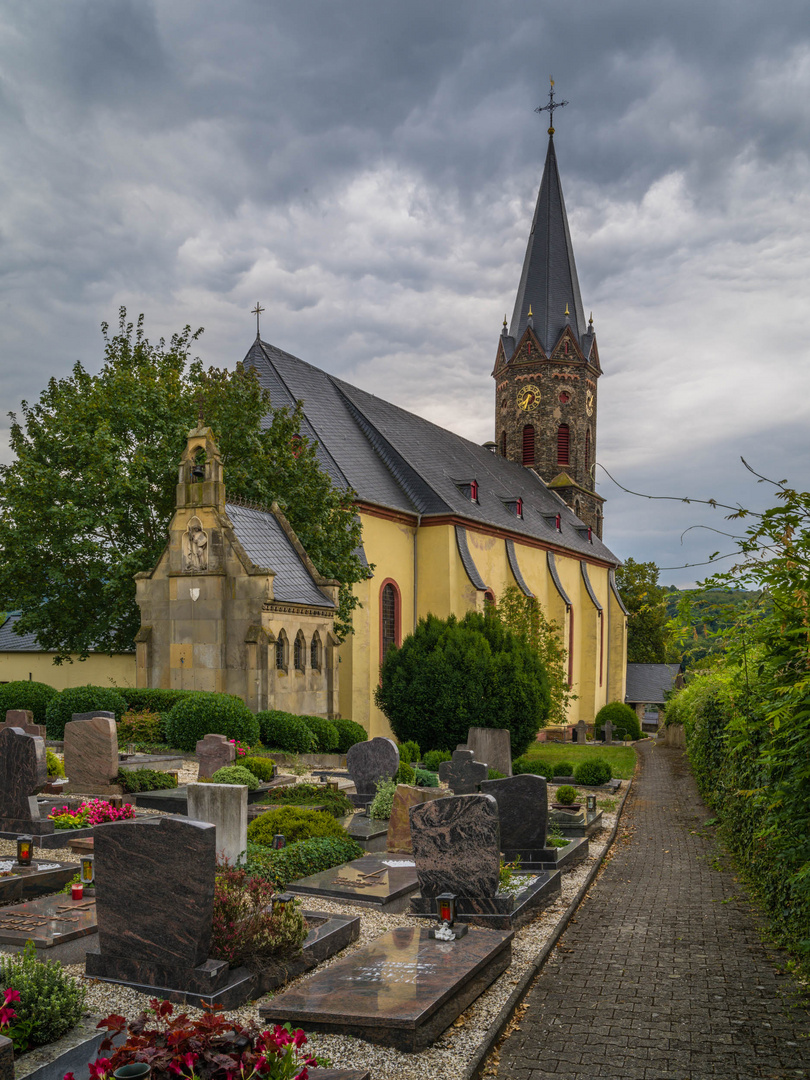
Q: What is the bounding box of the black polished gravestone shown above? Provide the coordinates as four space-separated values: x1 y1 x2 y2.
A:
438 749 488 795
408 793 561 929
260 924 513 1052
85 816 254 1008
480 774 590 871
0 726 56 839
287 854 419 913
346 737 399 809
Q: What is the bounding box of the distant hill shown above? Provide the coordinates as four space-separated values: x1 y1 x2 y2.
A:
665 587 766 667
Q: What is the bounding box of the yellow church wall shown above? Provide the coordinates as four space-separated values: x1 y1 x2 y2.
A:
0 652 136 690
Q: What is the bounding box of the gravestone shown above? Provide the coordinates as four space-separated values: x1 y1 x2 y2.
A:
1 710 45 738
386 784 447 854
85 816 253 1007
0 726 54 836
467 727 512 777
438 749 487 795
575 720 588 744
187 782 247 865
346 737 399 808
603 719 613 744
71 711 116 723
479 773 548 854
64 716 120 795
196 733 235 779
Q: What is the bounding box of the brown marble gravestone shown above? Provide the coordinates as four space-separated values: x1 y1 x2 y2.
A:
196 733 235 779
64 716 120 795
438 748 488 795
1 710 46 738
409 792 500 898
86 816 252 1006
0 726 54 835
386 784 448 854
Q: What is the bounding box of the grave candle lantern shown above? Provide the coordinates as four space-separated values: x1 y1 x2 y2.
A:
272 892 293 914
272 834 286 850
436 892 457 926
586 794 597 813
80 855 95 887
16 835 33 867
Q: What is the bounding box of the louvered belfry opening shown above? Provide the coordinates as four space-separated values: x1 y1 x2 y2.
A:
382 583 397 657
500 430 507 457
557 424 570 465
585 428 591 473
522 425 535 466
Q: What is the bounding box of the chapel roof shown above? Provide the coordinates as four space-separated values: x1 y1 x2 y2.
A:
625 663 682 705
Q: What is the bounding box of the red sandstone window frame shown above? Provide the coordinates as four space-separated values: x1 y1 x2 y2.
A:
379 579 402 668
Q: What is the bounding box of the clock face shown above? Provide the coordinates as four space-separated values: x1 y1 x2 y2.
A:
517 385 541 411
586 389 594 417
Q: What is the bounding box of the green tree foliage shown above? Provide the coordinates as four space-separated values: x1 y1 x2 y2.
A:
594 701 641 741
664 587 766 668
0 309 370 660
374 609 551 756
493 585 575 726
615 558 671 663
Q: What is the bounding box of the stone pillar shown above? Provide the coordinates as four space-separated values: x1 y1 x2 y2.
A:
187 783 247 866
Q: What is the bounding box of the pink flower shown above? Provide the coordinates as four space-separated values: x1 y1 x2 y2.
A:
89 1058 112 1080
0 1006 16 1026
3 988 20 1004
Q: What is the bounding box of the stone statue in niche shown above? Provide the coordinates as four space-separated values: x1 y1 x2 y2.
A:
183 516 209 572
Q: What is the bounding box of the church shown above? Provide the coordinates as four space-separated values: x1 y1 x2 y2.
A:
0 107 628 737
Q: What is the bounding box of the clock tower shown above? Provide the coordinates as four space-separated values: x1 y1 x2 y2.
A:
492 86 604 538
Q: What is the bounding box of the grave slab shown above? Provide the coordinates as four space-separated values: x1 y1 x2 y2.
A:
346 738 399 808
438 750 488 795
259 925 513 1052
288 853 419 912
467 727 512 777
346 814 389 853
550 808 604 838
0 859 78 904
135 782 277 815
0 893 97 964
409 870 561 929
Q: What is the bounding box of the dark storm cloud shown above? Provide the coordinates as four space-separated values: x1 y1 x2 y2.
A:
1 0 808 582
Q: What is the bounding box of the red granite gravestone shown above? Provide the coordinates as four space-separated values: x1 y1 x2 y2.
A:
64 716 121 796
195 733 235 779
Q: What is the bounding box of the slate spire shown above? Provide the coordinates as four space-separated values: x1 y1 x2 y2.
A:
508 133 587 353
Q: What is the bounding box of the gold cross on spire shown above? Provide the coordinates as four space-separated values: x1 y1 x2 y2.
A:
251 302 265 339
535 77 568 136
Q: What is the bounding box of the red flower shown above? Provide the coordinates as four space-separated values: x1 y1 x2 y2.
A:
3 988 20 1004
89 1057 112 1080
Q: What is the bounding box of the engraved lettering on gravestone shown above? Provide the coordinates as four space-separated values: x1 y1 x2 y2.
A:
183 516 209 572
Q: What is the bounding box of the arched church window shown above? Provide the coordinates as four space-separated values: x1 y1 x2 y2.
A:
275 631 288 671
294 632 306 671
310 633 322 671
557 425 570 465
380 580 401 664
522 426 535 466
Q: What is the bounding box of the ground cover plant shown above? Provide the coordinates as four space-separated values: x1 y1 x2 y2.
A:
243 837 363 888
515 743 636 779
0 941 85 1051
49 800 135 829
116 768 177 794
211 868 307 972
247 806 349 846
259 783 354 818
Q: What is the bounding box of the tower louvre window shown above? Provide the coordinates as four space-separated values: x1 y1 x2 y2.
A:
500 430 507 457
522 425 535 466
585 428 591 474
557 424 570 465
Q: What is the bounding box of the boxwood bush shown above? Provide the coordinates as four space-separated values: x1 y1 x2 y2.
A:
395 762 415 784
552 761 574 777
120 688 194 714
116 768 177 793
512 756 553 779
247 806 349 846
45 685 128 740
555 785 578 804
256 710 318 753
244 837 363 887
331 717 368 753
211 764 261 790
301 715 339 753
164 692 260 752
422 749 452 772
398 740 420 764
573 759 612 786
0 680 58 725
263 783 354 818
0 941 85 1050
242 756 276 782
594 701 641 741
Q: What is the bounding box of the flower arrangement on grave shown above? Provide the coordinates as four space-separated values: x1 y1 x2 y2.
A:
48 799 136 829
229 738 251 758
211 868 307 972
0 941 86 1051
72 1001 321 1080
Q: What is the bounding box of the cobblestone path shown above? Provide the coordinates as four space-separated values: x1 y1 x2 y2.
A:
490 740 810 1079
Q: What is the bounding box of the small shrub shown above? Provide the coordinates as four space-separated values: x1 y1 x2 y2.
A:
398 740 420 764
594 701 642 741
45 685 128 740
120 687 193 714
116 768 177 793
331 716 368 753
46 750 64 778
247 807 349 846
0 941 85 1050
164 692 260 752
257 710 318 753
301 715 339 753
555 785 578 805
395 761 415 784
0 680 57 725
242 756 276 782
573 759 612 785
423 749 452 772
264 783 354 818
368 778 397 820
413 767 439 788
211 868 306 971
211 765 260 790
117 709 163 745
488 768 506 780
512 756 553 779
552 761 574 777
244 837 364 887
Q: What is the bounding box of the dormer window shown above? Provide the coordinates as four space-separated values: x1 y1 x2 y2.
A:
503 497 523 519
544 513 562 532
456 480 479 504
470 480 478 503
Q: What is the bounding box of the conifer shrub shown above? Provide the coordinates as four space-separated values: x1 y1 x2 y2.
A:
398 740 420 764
413 767 439 788
301 715 339 752
45 685 128 740
0 941 85 1049
422 749 452 772
244 837 364 887
210 765 261 790
242 756 276 782
247 807 349 846
594 701 641 741
330 716 367 753
256 710 318 753
0 680 58 724
395 762 415 784
46 750 65 778
573 759 612 785
116 768 177 793
164 692 259 752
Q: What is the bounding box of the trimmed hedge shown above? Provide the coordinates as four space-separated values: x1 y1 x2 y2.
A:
120 688 194 714
242 756 276 782
257 710 318 753
164 692 260 752
0 680 58 725
247 807 350 846
573 759 612 785
330 717 367 754
45 685 128 740
552 761 574 777
264 783 354 819
512 756 552 779
244 837 363 888
117 768 177 793
301 715 339 753
595 701 641 741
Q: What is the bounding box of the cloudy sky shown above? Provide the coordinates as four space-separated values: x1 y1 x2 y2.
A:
1 0 808 586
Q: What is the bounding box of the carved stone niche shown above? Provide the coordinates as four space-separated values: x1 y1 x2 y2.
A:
182 516 209 572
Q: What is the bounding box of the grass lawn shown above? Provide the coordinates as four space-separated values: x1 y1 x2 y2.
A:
521 740 637 780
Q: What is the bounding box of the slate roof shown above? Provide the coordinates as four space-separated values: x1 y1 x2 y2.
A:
625 664 682 705
243 340 619 567
508 134 587 354
0 612 41 651
226 502 336 608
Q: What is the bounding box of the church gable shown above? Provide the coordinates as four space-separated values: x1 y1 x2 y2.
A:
550 324 585 363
